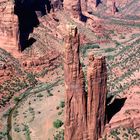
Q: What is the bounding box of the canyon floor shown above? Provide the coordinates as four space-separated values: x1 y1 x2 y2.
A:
0 0 140 140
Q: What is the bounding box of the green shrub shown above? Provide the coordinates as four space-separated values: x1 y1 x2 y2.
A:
107 55 114 61
37 94 43 98
105 48 115 53
59 101 65 108
58 110 63 116
53 119 63 129
53 129 64 140
3 108 12 117
80 44 100 56
47 90 53 97
123 133 128 137
119 35 125 39
14 96 20 104
23 124 31 140
14 127 21 133
110 129 119 137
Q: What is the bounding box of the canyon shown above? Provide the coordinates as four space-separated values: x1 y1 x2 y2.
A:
0 0 140 140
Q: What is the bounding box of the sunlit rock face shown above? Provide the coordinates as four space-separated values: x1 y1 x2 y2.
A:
64 25 88 140
87 54 107 140
64 25 107 140
63 0 82 19
0 0 18 49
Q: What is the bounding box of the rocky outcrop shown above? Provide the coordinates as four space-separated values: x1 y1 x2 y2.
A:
51 0 63 12
64 25 88 139
63 0 81 19
87 54 107 139
0 0 18 48
63 0 97 21
112 0 118 14
64 25 107 140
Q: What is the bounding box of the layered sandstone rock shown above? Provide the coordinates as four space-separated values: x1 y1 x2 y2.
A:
63 0 99 21
87 54 107 139
0 0 18 48
63 0 81 19
64 25 107 140
64 25 88 140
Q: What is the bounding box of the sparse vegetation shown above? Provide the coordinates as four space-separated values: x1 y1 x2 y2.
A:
14 127 21 133
119 34 125 39
23 124 31 140
53 119 64 129
53 129 64 140
47 90 53 97
105 48 116 53
3 108 12 117
14 96 21 104
37 93 43 98
59 101 65 108
104 127 140 140
0 130 8 139
80 44 100 56
58 111 63 116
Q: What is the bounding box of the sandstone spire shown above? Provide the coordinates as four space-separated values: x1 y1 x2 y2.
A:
64 25 107 140
64 24 88 140
87 54 107 139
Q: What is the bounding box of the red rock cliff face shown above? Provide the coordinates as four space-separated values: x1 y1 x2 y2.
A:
64 25 107 140
64 25 88 140
63 0 81 19
0 0 18 48
87 54 107 140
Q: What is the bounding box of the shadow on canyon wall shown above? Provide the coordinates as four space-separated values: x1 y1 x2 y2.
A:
80 12 88 22
106 97 127 122
96 0 102 7
14 0 52 51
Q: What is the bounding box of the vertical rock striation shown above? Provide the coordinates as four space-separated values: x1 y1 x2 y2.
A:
64 25 107 140
87 54 107 140
0 0 18 48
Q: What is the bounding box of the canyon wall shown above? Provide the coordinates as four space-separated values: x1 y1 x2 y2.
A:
0 0 129 52
0 0 18 48
64 25 107 140
63 0 81 19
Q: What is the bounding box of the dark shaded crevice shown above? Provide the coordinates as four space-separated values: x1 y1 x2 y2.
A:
14 0 52 51
113 2 119 14
96 0 102 7
80 12 88 22
46 0 52 13
51 0 63 12
78 0 88 22
114 7 119 13
106 97 127 122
